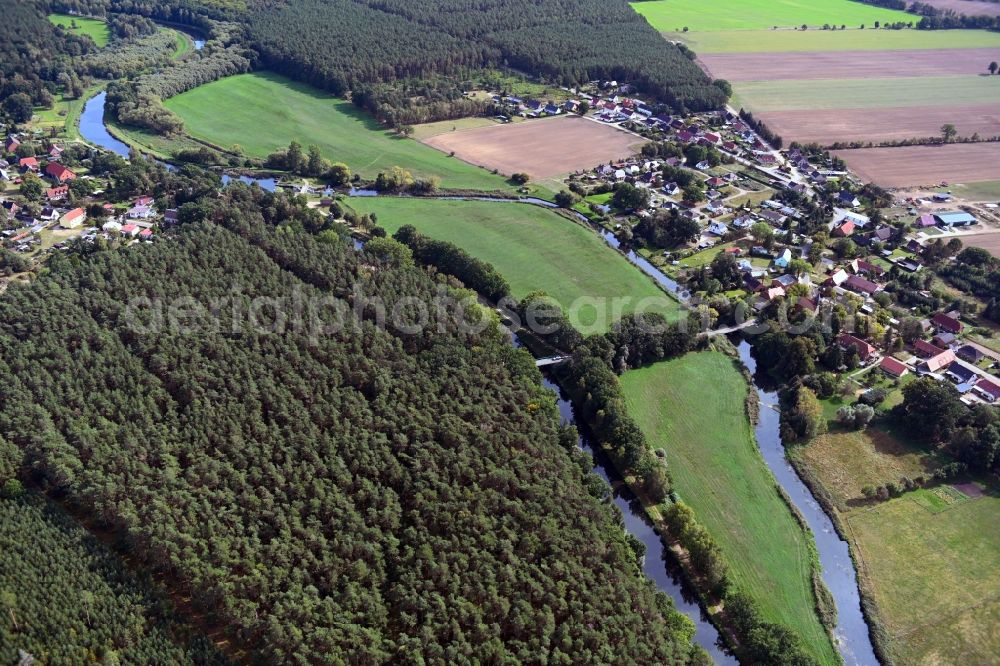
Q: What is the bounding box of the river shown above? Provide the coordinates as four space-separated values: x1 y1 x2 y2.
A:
737 340 879 666
543 376 737 665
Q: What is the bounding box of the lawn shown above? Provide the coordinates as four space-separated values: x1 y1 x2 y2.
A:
846 483 1000 664
348 197 680 333
621 352 839 666
163 72 512 191
731 75 1000 112
48 13 111 47
633 0 913 32
675 28 1000 53
953 180 1000 202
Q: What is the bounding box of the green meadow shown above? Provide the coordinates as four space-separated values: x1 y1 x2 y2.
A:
48 13 111 48
675 27 1000 53
847 483 1000 664
632 0 913 32
621 352 838 666
164 72 512 190
348 197 680 332
731 75 1000 112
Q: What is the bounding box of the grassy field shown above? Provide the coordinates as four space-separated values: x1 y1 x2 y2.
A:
632 0 913 32
164 72 513 191
847 483 1000 664
169 29 193 59
48 13 111 47
953 180 1000 201
348 197 680 332
731 75 1000 112
675 28 1000 53
409 117 508 140
621 352 838 666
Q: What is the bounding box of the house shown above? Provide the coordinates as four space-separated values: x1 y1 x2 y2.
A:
834 209 870 228
837 191 861 207
844 274 880 296
870 226 892 243
956 345 985 364
755 153 777 166
163 208 179 225
120 223 140 237
744 275 766 292
751 245 770 258
38 206 58 222
44 162 76 183
707 221 728 236
761 210 787 226
19 157 38 172
543 103 561 115
127 205 155 219
772 274 797 289
914 339 946 358
724 246 742 256
662 182 679 195
915 213 937 228
134 195 154 207
48 145 63 160
702 132 721 145
103 220 122 233
851 259 885 277
974 378 1000 402
138 228 154 240
706 176 726 189
60 207 86 229
4 137 20 153
932 332 956 348
773 248 792 268
934 211 977 227
676 130 694 143
833 220 855 237
931 312 963 334
925 349 956 373
837 333 876 362
766 286 785 301
695 160 711 170
946 363 978 385
879 356 909 378
826 268 850 287
45 185 69 201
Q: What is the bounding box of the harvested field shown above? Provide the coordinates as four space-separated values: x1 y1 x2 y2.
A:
757 104 1000 144
701 48 1000 82
677 28 1000 54
421 115 643 180
962 232 1000 258
833 143 1000 188
915 0 1000 16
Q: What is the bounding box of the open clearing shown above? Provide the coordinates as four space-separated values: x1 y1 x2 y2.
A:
833 143 1000 188
164 72 511 191
756 105 1000 145
621 352 838 666
348 197 679 332
421 115 644 180
702 48 1000 82
48 13 111 47
632 0 912 32
847 485 1000 664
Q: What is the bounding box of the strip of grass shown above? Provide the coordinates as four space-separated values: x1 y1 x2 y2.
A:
48 13 111 48
164 72 511 191
348 197 680 333
169 28 193 59
409 117 505 140
621 352 839 666
953 180 1000 202
846 483 1000 664
633 0 914 32
731 75 1000 112
675 28 1000 53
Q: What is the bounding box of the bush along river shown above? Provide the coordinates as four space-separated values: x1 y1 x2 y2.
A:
542 375 737 665
737 340 879 666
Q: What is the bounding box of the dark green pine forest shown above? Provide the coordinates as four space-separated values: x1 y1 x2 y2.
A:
0 186 704 664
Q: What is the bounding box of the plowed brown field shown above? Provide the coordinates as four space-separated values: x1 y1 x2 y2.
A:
833 143 1000 187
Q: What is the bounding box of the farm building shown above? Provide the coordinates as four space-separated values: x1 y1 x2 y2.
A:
934 211 976 227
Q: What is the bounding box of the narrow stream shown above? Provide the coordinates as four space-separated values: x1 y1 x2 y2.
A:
737 340 879 666
542 376 737 665
78 92 131 158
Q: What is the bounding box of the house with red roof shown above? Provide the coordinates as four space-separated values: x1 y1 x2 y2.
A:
833 219 855 237
4 137 20 154
45 185 69 201
837 333 876 362
18 157 38 172
60 207 86 229
931 312 963 334
913 339 945 358
879 357 908 378
974 378 1000 402
120 223 140 237
44 162 76 184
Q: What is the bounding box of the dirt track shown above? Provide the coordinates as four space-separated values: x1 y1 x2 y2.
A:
758 104 1000 144
701 48 1000 82
833 143 1000 188
421 115 643 180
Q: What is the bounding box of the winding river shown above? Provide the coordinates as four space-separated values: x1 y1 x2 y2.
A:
81 98 879 663
737 341 879 666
